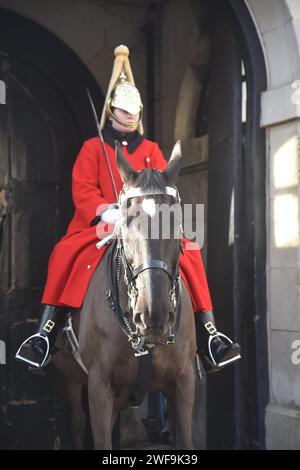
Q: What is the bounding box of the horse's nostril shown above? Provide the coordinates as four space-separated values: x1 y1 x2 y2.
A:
134 313 148 330
134 312 142 325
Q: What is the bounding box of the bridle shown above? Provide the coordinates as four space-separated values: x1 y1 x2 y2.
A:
118 185 182 308
105 184 183 357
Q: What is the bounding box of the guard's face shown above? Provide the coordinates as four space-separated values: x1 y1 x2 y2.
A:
110 107 140 133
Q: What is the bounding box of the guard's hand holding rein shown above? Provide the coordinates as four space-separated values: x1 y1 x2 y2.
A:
101 205 120 224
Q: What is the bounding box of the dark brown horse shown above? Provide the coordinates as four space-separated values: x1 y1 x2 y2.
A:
52 141 197 450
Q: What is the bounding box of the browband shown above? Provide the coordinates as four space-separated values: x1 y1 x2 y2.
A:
119 186 178 203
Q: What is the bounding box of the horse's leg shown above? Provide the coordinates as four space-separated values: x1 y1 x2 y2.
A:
88 370 114 450
112 402 122 449
60 377 86 450
167 366 195 450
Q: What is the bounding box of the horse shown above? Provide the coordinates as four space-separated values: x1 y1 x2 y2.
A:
52 141 197 450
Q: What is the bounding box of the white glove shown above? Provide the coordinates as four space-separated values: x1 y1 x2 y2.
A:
101 206 120 224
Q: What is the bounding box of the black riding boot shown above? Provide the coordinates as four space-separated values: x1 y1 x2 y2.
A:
195 310 241 373
15 304 67 368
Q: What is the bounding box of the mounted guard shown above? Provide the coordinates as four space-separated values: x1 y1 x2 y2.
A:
15 44 241 374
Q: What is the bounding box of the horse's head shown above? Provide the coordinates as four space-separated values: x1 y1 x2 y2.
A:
115 141 182 343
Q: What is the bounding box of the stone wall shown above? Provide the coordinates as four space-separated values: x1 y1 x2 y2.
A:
247 0 300 450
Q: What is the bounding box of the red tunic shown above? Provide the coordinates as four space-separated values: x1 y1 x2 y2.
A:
41 137 213 312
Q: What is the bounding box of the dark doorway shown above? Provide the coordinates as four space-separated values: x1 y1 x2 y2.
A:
206 0 268 449
0 9 103 449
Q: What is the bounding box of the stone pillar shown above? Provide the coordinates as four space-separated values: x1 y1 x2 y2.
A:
251 0 300 449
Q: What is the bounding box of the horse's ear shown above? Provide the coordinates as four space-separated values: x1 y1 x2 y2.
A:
115 141 138 184
163 140 182 185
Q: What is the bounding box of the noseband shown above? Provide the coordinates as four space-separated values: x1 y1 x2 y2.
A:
105 184 182 357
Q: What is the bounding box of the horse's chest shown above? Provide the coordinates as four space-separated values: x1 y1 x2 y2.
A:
111 349 179 395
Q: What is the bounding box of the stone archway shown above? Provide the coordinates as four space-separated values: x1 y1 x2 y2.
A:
0 0 299 450
244 0 300 451
173 0 266 449
174 35 210 142
173 0 300 450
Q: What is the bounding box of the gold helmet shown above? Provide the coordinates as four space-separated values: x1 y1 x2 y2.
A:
100 45 144 134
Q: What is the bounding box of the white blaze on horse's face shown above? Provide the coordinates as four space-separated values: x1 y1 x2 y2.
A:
141 198 156 218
